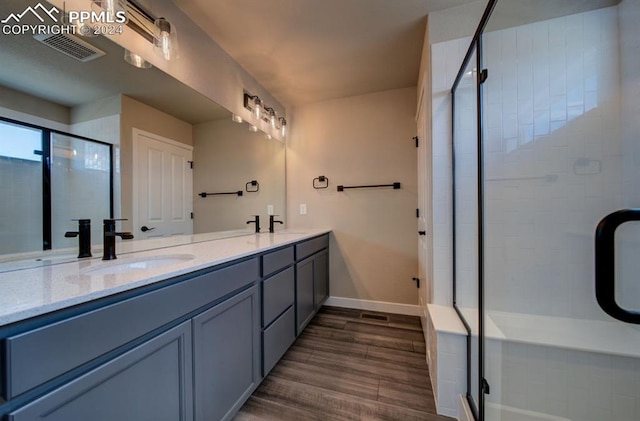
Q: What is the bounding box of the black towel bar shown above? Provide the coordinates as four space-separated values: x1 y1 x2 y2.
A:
337 182 400 192
199 191 243 197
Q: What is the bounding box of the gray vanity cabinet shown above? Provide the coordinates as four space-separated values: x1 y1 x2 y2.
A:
261 247 296 376
314 249 329 307
295 234 330 334
193 284 260 421
296 256 315 334
9 321 193 421
1 234 330 421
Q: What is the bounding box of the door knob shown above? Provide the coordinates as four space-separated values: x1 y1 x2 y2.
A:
141 226 156 232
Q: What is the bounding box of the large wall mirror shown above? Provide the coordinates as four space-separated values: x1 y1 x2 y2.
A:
0 0 285 268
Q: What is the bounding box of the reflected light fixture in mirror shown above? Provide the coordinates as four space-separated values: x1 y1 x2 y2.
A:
124 49 152 68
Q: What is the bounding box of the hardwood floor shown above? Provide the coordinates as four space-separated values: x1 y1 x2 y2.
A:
234 306 455 421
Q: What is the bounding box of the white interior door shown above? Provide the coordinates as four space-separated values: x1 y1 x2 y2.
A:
133 129 193 239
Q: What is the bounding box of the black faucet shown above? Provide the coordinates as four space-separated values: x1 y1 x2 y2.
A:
103 219 134 260
269 215 284 233
246 215 260 233
65 219 92 258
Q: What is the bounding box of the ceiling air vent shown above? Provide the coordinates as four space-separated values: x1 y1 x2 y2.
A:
33 33 106 62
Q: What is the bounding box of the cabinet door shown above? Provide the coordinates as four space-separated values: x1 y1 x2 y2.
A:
314 250 329 308
9 322 193 421
193 285 260 421
296 257 315 334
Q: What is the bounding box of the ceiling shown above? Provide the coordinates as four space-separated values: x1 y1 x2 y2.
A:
173 0 479 107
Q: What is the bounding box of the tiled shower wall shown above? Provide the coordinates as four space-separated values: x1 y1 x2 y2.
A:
481 6 626 319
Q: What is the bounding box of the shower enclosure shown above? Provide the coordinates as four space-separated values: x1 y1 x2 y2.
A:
451 0 640 420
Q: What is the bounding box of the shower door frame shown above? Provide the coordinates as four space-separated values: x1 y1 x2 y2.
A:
450 0 499 420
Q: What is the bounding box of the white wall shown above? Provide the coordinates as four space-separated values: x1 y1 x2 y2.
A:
287 88 419 309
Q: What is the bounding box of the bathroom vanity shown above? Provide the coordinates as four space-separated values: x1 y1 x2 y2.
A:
0 230 330 421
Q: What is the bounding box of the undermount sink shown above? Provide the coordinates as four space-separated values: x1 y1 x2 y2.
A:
81 254 195 276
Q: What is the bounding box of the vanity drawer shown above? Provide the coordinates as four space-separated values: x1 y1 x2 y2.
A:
4 258 259 399
295 234 329 261
262 246 294 277
262 306 295 376
262 267 294 327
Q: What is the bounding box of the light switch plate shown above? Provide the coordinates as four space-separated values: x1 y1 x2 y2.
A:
267 205 274 215
299 204 307 215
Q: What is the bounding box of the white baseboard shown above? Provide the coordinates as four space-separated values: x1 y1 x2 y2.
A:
458 394 472 421
324 296 421 316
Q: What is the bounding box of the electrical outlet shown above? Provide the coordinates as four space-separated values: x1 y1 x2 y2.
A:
299 204 307 215
267 205 274 215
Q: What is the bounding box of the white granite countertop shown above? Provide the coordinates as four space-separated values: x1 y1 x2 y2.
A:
0 229 330 327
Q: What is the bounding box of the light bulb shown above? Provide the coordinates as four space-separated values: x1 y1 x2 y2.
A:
249 125 258 133
253 97 262 120
265 133 272 140
279 118 287 138
269 109 277 129
154 18 178 61
124 50 152 69
232 114 243 123
105 0 116 18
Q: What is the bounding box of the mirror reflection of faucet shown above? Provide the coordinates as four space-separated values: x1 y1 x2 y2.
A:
103 219 134 261
269 215 284 233
65 219 92 258
246 215 260 233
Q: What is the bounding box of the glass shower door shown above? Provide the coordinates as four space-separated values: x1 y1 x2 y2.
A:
453 45 481 417
51 133 112 251
481 0 640 420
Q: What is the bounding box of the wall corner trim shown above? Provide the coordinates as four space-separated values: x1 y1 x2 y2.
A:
324 297 421 316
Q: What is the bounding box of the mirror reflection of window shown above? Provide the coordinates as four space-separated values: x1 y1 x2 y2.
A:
0 120 43 254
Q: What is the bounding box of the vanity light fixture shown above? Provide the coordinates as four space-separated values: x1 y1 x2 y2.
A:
120 1 179 63
243 92 286 138
91 0 127 22
232 114 243 123
124 49 152 68
248 125 258 133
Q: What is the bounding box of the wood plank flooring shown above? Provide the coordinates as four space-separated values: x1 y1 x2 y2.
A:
234 306 455 421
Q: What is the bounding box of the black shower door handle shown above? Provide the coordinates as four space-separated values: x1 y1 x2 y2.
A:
595 209 640 324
